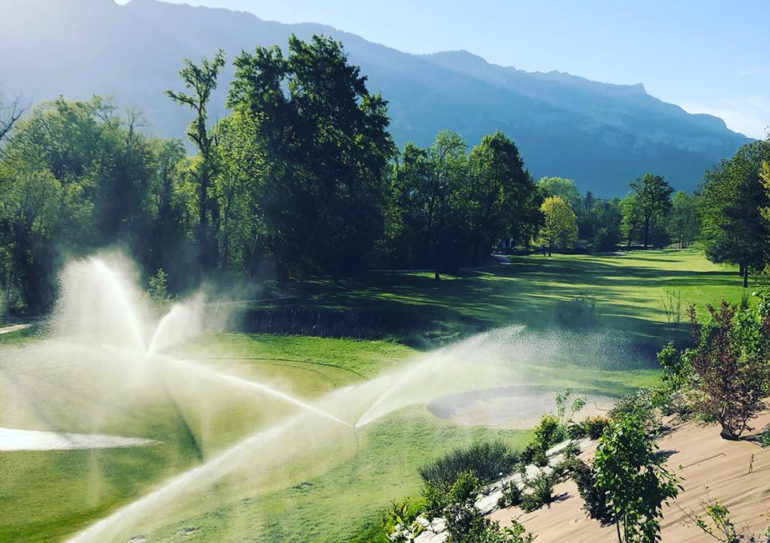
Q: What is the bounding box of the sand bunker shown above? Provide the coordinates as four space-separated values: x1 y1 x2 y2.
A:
0 427 158 451
428 386 615 429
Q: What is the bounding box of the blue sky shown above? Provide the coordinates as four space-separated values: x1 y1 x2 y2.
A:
117 0 770 138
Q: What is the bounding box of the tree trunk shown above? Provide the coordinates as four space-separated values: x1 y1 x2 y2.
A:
743 264 749 288
643 216 650 248
434 270 440 281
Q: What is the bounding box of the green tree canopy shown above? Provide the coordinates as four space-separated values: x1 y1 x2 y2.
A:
700 139 770 287
228 34 395 277
628 173 673 248
536 176 581 211
537 196 578 256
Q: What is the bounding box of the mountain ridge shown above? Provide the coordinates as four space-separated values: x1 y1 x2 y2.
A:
0 0 751 195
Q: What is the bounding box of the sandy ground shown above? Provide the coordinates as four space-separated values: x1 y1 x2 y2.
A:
490 409 770 542
0 427 158 451
428 386 615 429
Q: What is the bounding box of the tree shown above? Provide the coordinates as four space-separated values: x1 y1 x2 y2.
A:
629 174 673 248
667 191 700 248
467 131 536 262
593 414 679 543
621 193 644 248
537 196 577 256
166 49 226 270
700 140 770 287
228 35 394 277
0 93 26 146
536 176 581 211
687 301 770 440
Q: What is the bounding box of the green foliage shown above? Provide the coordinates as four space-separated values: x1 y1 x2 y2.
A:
537 177 581 210
532 413 566 455
441 472 535 543
383 130 540 275
760 429 770 448
382 497 425 543
582 416 612 440
628 173 674 248
148 268 172 309
667 191 701 248
497 480 523 508
700 139 770 287
419 440 519 493
537 196 578 255
567 457 615 525
555 388 586 426
228 35 395 277
688 301 770 439
520 470 557 512
593 413 680 543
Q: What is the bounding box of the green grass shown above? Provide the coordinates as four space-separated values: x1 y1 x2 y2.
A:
0 249 744 542
244 248 751 348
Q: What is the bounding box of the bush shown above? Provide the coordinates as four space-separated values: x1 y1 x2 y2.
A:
567 420 588 439
520 471 557 513
419 441 519 492
497 480 523 509
760 429 770 448
609 389 659 432
688 302 770 439
532 414 566 454
581 416 611 439
382 497 425 543
566 457 614 525
441 472 535 543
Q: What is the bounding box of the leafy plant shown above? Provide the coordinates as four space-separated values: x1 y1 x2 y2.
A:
582 416 611 439
148 268 173 309
532 413 566 455
441 472 535 543
497 480 523 509
382 498 425 543
556 387 586 426
419 441 519 493
688 302 770 439
566 457 615 525
520 470 557 513
593 413 680 543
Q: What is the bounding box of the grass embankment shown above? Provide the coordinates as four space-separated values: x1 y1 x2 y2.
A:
0 249 749 542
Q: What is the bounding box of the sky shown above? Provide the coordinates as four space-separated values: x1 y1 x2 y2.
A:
116 0 770 138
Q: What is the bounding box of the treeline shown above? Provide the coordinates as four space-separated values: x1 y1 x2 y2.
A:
1 35 768 314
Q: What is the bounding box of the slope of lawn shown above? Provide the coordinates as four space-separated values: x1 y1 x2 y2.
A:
0 248 746 542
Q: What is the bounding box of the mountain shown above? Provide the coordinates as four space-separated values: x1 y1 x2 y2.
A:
0 0 751 196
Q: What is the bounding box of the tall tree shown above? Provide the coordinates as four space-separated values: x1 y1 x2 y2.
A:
467 131 537 262
629 173 673 248
666 191 700 248
701 139 770 287
537 196 578 256
166 49 226 270
228 35 394 277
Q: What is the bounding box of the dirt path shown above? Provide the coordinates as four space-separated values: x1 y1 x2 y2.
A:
490 410 770 542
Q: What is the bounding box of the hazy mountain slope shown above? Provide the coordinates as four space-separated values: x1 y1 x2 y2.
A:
0 0 751 195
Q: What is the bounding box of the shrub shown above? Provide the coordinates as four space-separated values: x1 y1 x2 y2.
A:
609 389 659 432
761 429 770 448
567 420 588 439
582 416 611 439
532 414 566 454
566 457 614 525
520 471 557 513
688 302 770 440
497 480 523 509
382 497 425 543
593 413 679 543
441 472 535 543
419 441 519 492
556 388 586 426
